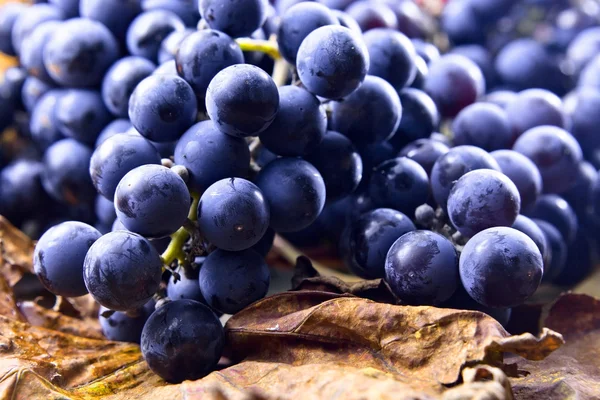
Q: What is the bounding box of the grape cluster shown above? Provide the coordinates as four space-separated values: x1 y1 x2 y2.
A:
0 0 599 385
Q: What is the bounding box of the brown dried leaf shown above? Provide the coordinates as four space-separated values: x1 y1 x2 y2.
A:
0 217 34 287
18 301 103 339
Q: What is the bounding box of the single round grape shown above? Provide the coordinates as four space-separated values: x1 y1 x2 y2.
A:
90 133 161 200
341 208 415 279
84 230 163 311
12 4 64 56
167 266 205 303
200 0 268 38
296 25 369 100
358 141 396 187
33 221 101 297
330 75 402 145
409 55 428 89
332 10 361 34
95 119 133 147
259 85 326 157
197 178 270 251
43 18 119 87
0 160 46 222
525 194 578 244
174 120 250 193
95 195 117 226
199 249 270 314
411 39 440 65
398 138 449 175
484 90 517 109
363 28 416 90
459 227 543 308
115 165 191 238
532 219 567 283
277 2 338 63
564 89 600 167
450 45 497 89
99 300 155 343
448 169 521 238
55 89 112 145
128 74 198 143
102 56 156 118
369 157 429 216
567 27 600 72
491 150 543 212
142 0 200 27
512 214 549 266
29 89 65 150
48 0 79 18
423 54 485 118
0 3 27 56
126 10 185 63
513 125 582 194
80 0 142 42
505 89 565 138
158 28 194 65
345 0 398 32
19 20 61 83
175 30 244 100
153 60 178 76
430 145 501 210
141 299 224 383
441 0 484 45
394 88 439 143
206 64 279 138
304 131 363 201
562 161 598 218
452 102 514 151
42 138 95 205
255 158 326 233
22 76 54 113
385 230 459 305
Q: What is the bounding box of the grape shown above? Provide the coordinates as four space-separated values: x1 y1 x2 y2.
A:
442 285 511 327
423 54 485 118
491 150 543 212
533 219 567 282
199 249 270 314
142 0 200 27
451 103 513 151
12 4 64 56
1 67 26 110
525 195 578 244
22 76 54 113
450 45 497 89
115 165 191 238
448 169 521 238
48 0 79 18
55 90 112 145
102 56 156 118
409 55 428 90
255 158 326 233
330 75 401 145
19 20 60 83
563 89 600 166
84 230 163 311
141 299 224 383
369 157 429 216
393 88 439 143
554 229 594 286
99 300 155 343
34 221 101 297
341 208 415 279
206 64 279 138
128 75 198 143
175 30 244 100
167 265 206 303
562 162 598 218
277 2 338 63
459 227 543 308
157 29 194 65
430 132 452 147
95 195 117 226
385 230 459 305
512 215 549 266
174 120 250 193
441 0 484 45
90 133 161 200
296 25 369 100
345 1 398 32
80 0 142 42
304 131 363 201
332 10 361 34
43 138 95 205
95 119 133 147
430 145 501 210
398 138 449 175
30 90 65 150
126 10 185 63
153 60 178 76
578 55 600 90
513 126 582 194
358 141 396 187
392 1 428 39
198 178 270 251
199 0 268 38
43 18 119 87
259 86 326 157
484 90 517 110
363 28 417 90
505 89 565 138
567 27 600 72
0 3 26 56
0 160 46 223
251 228 275 257
411 39 440 65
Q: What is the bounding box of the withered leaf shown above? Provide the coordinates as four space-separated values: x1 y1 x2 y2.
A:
0 217 34 287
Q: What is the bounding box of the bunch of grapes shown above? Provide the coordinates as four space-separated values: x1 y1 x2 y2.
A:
0 0 599 385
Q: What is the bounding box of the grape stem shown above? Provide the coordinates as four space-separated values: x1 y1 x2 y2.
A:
235 37 290 87
160 192 200 268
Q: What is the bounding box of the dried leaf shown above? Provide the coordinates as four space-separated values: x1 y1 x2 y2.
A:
0 217 34 287
18 301 103 339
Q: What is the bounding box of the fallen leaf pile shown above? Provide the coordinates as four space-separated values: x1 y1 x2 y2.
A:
0 217 596 399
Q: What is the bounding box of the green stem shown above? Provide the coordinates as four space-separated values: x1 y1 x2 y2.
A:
161 192 200 268
236 38 281 60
